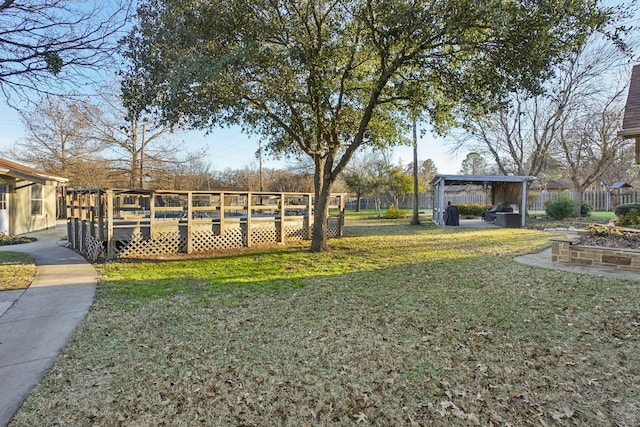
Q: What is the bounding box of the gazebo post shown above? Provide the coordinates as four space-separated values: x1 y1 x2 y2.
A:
437 178 445 226
520 181 528 227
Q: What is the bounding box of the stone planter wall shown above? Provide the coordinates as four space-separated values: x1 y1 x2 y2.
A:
551 237 640 271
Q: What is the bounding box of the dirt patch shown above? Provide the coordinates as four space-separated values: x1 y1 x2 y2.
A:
578 234 640 250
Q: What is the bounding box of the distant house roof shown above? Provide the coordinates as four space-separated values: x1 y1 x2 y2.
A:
619 64 640 138
530 179 571 191
0 158 68 185
610 181 633 190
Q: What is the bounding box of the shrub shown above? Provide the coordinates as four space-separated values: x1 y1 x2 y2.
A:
384 204 404 219
544 195 575 220
615 203 640 226
457 204 485 217
581 200 592 217
614 203 640 217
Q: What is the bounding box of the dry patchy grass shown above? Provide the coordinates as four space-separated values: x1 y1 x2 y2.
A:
0 251 36 291
10 226 640 426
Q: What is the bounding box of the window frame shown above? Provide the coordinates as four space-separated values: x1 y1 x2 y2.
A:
30 184 43 216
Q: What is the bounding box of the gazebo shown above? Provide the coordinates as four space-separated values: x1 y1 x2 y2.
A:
431 174 535 227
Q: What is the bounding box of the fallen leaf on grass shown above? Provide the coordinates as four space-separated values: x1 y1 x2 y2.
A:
437 401 480 425
550 407 574 421
353 411 368 423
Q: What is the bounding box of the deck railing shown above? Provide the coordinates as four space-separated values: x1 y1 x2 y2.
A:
66 189 345 260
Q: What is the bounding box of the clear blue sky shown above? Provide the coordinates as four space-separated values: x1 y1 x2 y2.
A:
0 102 468 174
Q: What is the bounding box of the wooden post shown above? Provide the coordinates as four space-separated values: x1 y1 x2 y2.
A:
106 190 115 259
67 218 72 244
246 192 252 247
68 191 76 219
82 192 87 220
219 192 225 235
339 194 345 237
97 190 105 241
73 217 80 250
89 191 96 238
187 191 193 254
149 191 156 239
305 195 313 239
81 219 87 253
65 190 71 219
279 193 285 243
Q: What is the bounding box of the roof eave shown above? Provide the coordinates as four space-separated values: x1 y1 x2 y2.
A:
618 127 640 138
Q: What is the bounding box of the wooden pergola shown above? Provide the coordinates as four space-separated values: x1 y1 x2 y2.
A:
431 174 535 227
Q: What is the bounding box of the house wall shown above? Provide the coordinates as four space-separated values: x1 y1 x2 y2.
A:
10 181 57 235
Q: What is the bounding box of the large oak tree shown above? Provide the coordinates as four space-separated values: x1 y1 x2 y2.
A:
122 0 611 251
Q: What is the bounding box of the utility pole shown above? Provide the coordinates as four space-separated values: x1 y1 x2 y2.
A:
258 140 264 192
140 122 146 189
411 117 420 225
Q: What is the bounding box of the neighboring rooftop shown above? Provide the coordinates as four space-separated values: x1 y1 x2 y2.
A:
610 181 633 190
430 174 535 186
0 158 68 185
620 64 640 137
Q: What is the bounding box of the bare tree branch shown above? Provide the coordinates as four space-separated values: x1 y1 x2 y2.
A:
0 1 132 102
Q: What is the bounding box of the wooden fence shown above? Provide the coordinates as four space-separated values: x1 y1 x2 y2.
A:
348 190 640 212
66 189 345 260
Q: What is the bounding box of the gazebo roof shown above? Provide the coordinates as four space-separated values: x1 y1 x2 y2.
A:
430 174 535 186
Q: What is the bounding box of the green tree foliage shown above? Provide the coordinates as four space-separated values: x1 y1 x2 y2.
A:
405 158 437 192
122 0 611 251
386 167 413 207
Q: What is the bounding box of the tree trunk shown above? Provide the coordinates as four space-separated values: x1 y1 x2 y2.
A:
310 187 330 252
411 119 420 225
355 193 361 212
310 156 332 252
574 188 584 218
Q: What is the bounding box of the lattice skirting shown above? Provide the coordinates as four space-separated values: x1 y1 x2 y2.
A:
92 216 338 259
117 232 186 258
251 222 277 245
328 217 341 238
83 235 104 261
191 228 245 253
281 218 306 241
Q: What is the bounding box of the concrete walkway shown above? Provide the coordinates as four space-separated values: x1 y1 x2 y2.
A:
0 224 96 427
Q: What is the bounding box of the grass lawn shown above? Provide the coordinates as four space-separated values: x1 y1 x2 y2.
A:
0 251 35 291
10 223 640 426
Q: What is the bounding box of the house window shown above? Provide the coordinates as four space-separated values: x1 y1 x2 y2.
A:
31 184 43 216
0 187 6 210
